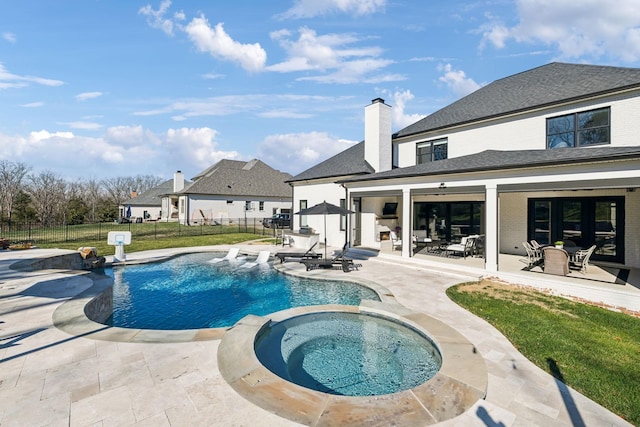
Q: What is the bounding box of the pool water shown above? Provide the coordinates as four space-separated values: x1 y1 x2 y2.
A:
254 311 442 396
104 252 379 330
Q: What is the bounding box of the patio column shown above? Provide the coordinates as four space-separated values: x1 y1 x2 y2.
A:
485 184 498 272
401 188 411 258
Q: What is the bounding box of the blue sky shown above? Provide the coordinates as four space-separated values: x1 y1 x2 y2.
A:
2 0 640 181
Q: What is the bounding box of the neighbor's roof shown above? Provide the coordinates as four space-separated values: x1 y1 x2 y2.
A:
338 146 640 183
122 178 191 206
287 141 375 183
396 62 640 138
180 159 292 198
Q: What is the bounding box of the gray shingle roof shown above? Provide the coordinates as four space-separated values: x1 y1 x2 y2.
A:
396 62 640 137
287 141 375 182
338 146 640 183
122 179 192 206
180 159 292 198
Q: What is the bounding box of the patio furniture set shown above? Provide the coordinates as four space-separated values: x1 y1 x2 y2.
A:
522 240 597 276
393 230 484 259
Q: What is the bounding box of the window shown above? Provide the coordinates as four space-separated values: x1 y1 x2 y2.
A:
226 200 233 204
259 201 264 211
340 199 346 231
300 200 308 226
416 138 448 164
547 107 610 149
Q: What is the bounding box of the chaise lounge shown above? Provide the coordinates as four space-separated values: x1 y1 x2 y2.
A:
301 246 361 272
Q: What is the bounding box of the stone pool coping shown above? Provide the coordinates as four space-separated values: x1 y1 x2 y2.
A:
218 302 488 427
51 250 395 343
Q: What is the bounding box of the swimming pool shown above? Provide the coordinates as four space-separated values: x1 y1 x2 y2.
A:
104 252 380 330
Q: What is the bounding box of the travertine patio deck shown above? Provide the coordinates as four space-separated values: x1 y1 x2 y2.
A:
0 246 635 426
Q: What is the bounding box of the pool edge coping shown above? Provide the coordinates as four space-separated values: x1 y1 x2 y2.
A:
217 303 488 427
52 249 396 343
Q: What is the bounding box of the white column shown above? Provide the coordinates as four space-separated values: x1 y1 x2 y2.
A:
485 184 499 272
401 189 411 258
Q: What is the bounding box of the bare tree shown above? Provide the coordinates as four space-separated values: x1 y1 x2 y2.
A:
0 160 31 221
101 176 135 208
132 175 163 194
82 179 105 223
25 171 67 226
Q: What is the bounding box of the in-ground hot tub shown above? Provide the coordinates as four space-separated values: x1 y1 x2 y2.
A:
254 311 442 396
218 304 488 427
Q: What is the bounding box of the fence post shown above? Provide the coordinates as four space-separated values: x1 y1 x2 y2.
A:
154 221 157 239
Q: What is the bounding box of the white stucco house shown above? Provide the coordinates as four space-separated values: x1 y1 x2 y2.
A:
160 159 292 225
288 62 640 272
120 178 192 222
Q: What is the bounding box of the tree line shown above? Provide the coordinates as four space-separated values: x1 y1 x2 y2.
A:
0 160 163 226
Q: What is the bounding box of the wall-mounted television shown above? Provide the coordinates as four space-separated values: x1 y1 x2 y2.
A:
382 202 398 216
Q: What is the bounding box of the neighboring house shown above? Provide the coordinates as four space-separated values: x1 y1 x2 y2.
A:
119 177 191 222
161 159 292 225
289 62 640 271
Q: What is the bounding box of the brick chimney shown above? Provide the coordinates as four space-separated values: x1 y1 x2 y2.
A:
130 190 138 198
364 98 392 172
173 170 185 193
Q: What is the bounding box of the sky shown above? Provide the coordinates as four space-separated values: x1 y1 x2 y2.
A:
2 0 640 182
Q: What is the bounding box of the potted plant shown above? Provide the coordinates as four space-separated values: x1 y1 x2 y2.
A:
554 240 564 249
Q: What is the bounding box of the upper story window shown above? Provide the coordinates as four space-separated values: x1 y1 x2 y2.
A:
547 107 610 149
417 138 448 164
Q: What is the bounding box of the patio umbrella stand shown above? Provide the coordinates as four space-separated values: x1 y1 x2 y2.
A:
295 201 354 259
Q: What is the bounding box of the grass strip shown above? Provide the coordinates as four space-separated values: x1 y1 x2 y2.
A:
446 280 640 426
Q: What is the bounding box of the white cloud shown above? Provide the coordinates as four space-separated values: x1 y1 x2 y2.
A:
381 89 425 129
76 92 103 101
0 124 245 179
166 127 240 170
62 121 103 130
139 0 175 36
257 132 357 174
3 32 16 43
0 64 64 89
268 27 402 84
21 102 44 108
278 0 386 19
437 64 481 97
480 0 640 62
184 16 267 72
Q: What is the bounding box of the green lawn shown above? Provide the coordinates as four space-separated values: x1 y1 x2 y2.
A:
447 280 640 426
37 233 274 256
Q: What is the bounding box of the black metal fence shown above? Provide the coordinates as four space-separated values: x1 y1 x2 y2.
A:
0 218 286 245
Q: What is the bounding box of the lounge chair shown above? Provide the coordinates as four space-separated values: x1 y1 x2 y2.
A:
570 244 597 274
275 242 321 263
390 231 403 250
208 247 243 264
542 246 570 276
301 246 360 272
446 235 478 258
240 250 271 268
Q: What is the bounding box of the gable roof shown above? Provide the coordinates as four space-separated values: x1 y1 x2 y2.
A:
338 146 640 183
122 178 192 206
288 141 375 183
396 62 640 138
180 159 292 198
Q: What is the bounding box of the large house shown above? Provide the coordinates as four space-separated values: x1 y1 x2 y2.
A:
289 62 640 272
161 159 292 225
120 177 192 221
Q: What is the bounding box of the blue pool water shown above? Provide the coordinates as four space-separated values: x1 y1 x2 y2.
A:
104 252 379 330
255 311 442 396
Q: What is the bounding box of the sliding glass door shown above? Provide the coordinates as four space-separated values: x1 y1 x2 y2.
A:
528 197 624 263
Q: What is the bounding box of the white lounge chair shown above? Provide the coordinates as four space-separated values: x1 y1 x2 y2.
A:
208 247 241 264
390 231 403 250
241 250 271 268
